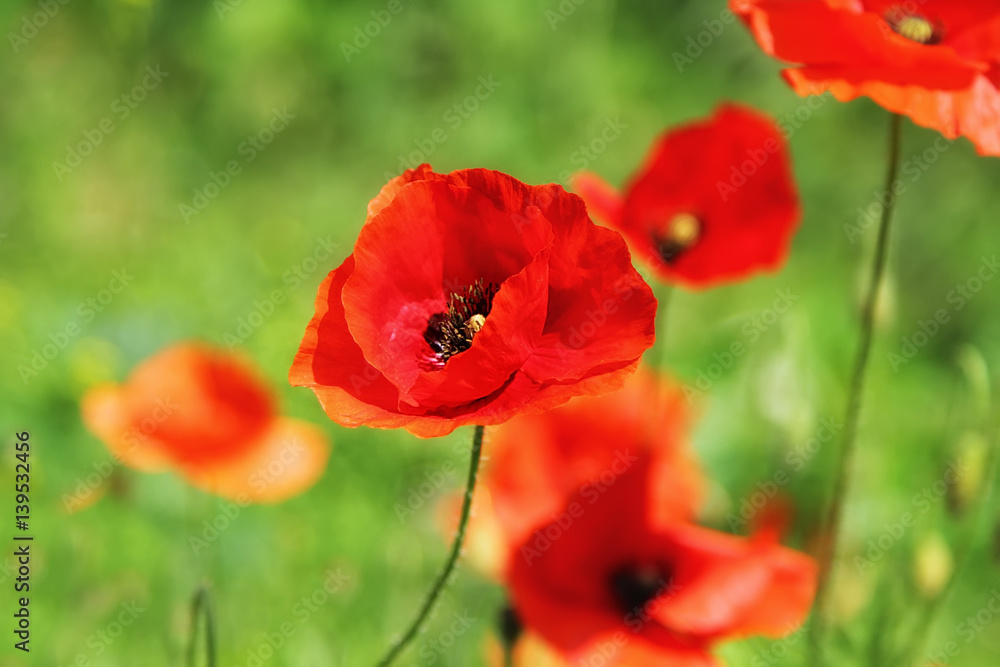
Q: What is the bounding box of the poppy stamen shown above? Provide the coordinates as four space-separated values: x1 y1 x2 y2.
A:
655 213 702 264
887 11 939 44
422 279 500 369
609 564 673 615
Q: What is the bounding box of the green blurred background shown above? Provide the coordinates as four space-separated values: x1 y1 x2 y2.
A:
2 0 1000 664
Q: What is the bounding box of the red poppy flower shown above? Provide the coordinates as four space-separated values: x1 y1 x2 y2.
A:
438 369 704 579
573 104 800 289
732 0 1000 156
486 368 704 552
509 458 816 666
82 343 330 503
290 165 657 438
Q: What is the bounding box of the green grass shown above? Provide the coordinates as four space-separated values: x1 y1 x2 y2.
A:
2 0 1000 664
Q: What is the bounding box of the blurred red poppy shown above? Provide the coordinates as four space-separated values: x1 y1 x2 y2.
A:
509 458 816 666
487 368 704 554
485 630 566 667
290 165 657 438
573 104 800 289
439 369 704 579
732 0 1000 156
82 343 329 503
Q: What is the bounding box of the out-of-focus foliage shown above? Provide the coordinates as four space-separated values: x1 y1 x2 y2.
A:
1 0 999 664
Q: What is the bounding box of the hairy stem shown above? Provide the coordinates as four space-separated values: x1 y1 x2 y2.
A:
810 113 904 664
375 425 485 666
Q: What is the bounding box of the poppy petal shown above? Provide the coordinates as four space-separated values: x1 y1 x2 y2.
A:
785 68 1000 156
571 171 624 227
290 255 414 427
734 0 981 89
733 0 1000 156
80 384 171 472
291 166 656 436
522 210 656 382
343 178 552 404
366 164 440 220
181 417 330 503
599 103 800 288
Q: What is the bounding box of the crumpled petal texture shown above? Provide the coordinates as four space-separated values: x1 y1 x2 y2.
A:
290 166 656 437
508 457 816 666
485 369 705 559
732 0 1000 156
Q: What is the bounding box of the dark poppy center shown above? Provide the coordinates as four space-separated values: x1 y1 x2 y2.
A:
422 278 500 369
497 603 523 649
886 10 939 44
653 213 701 265
609 563 673 614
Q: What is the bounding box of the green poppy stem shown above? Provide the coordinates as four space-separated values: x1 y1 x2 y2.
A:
375 424 485 667
810 112 904 664
187 585 217 667
503 644 515 667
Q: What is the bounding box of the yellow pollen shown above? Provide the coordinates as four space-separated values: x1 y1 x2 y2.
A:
466 314 486 334
892 15 936 44
666 213 701 248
